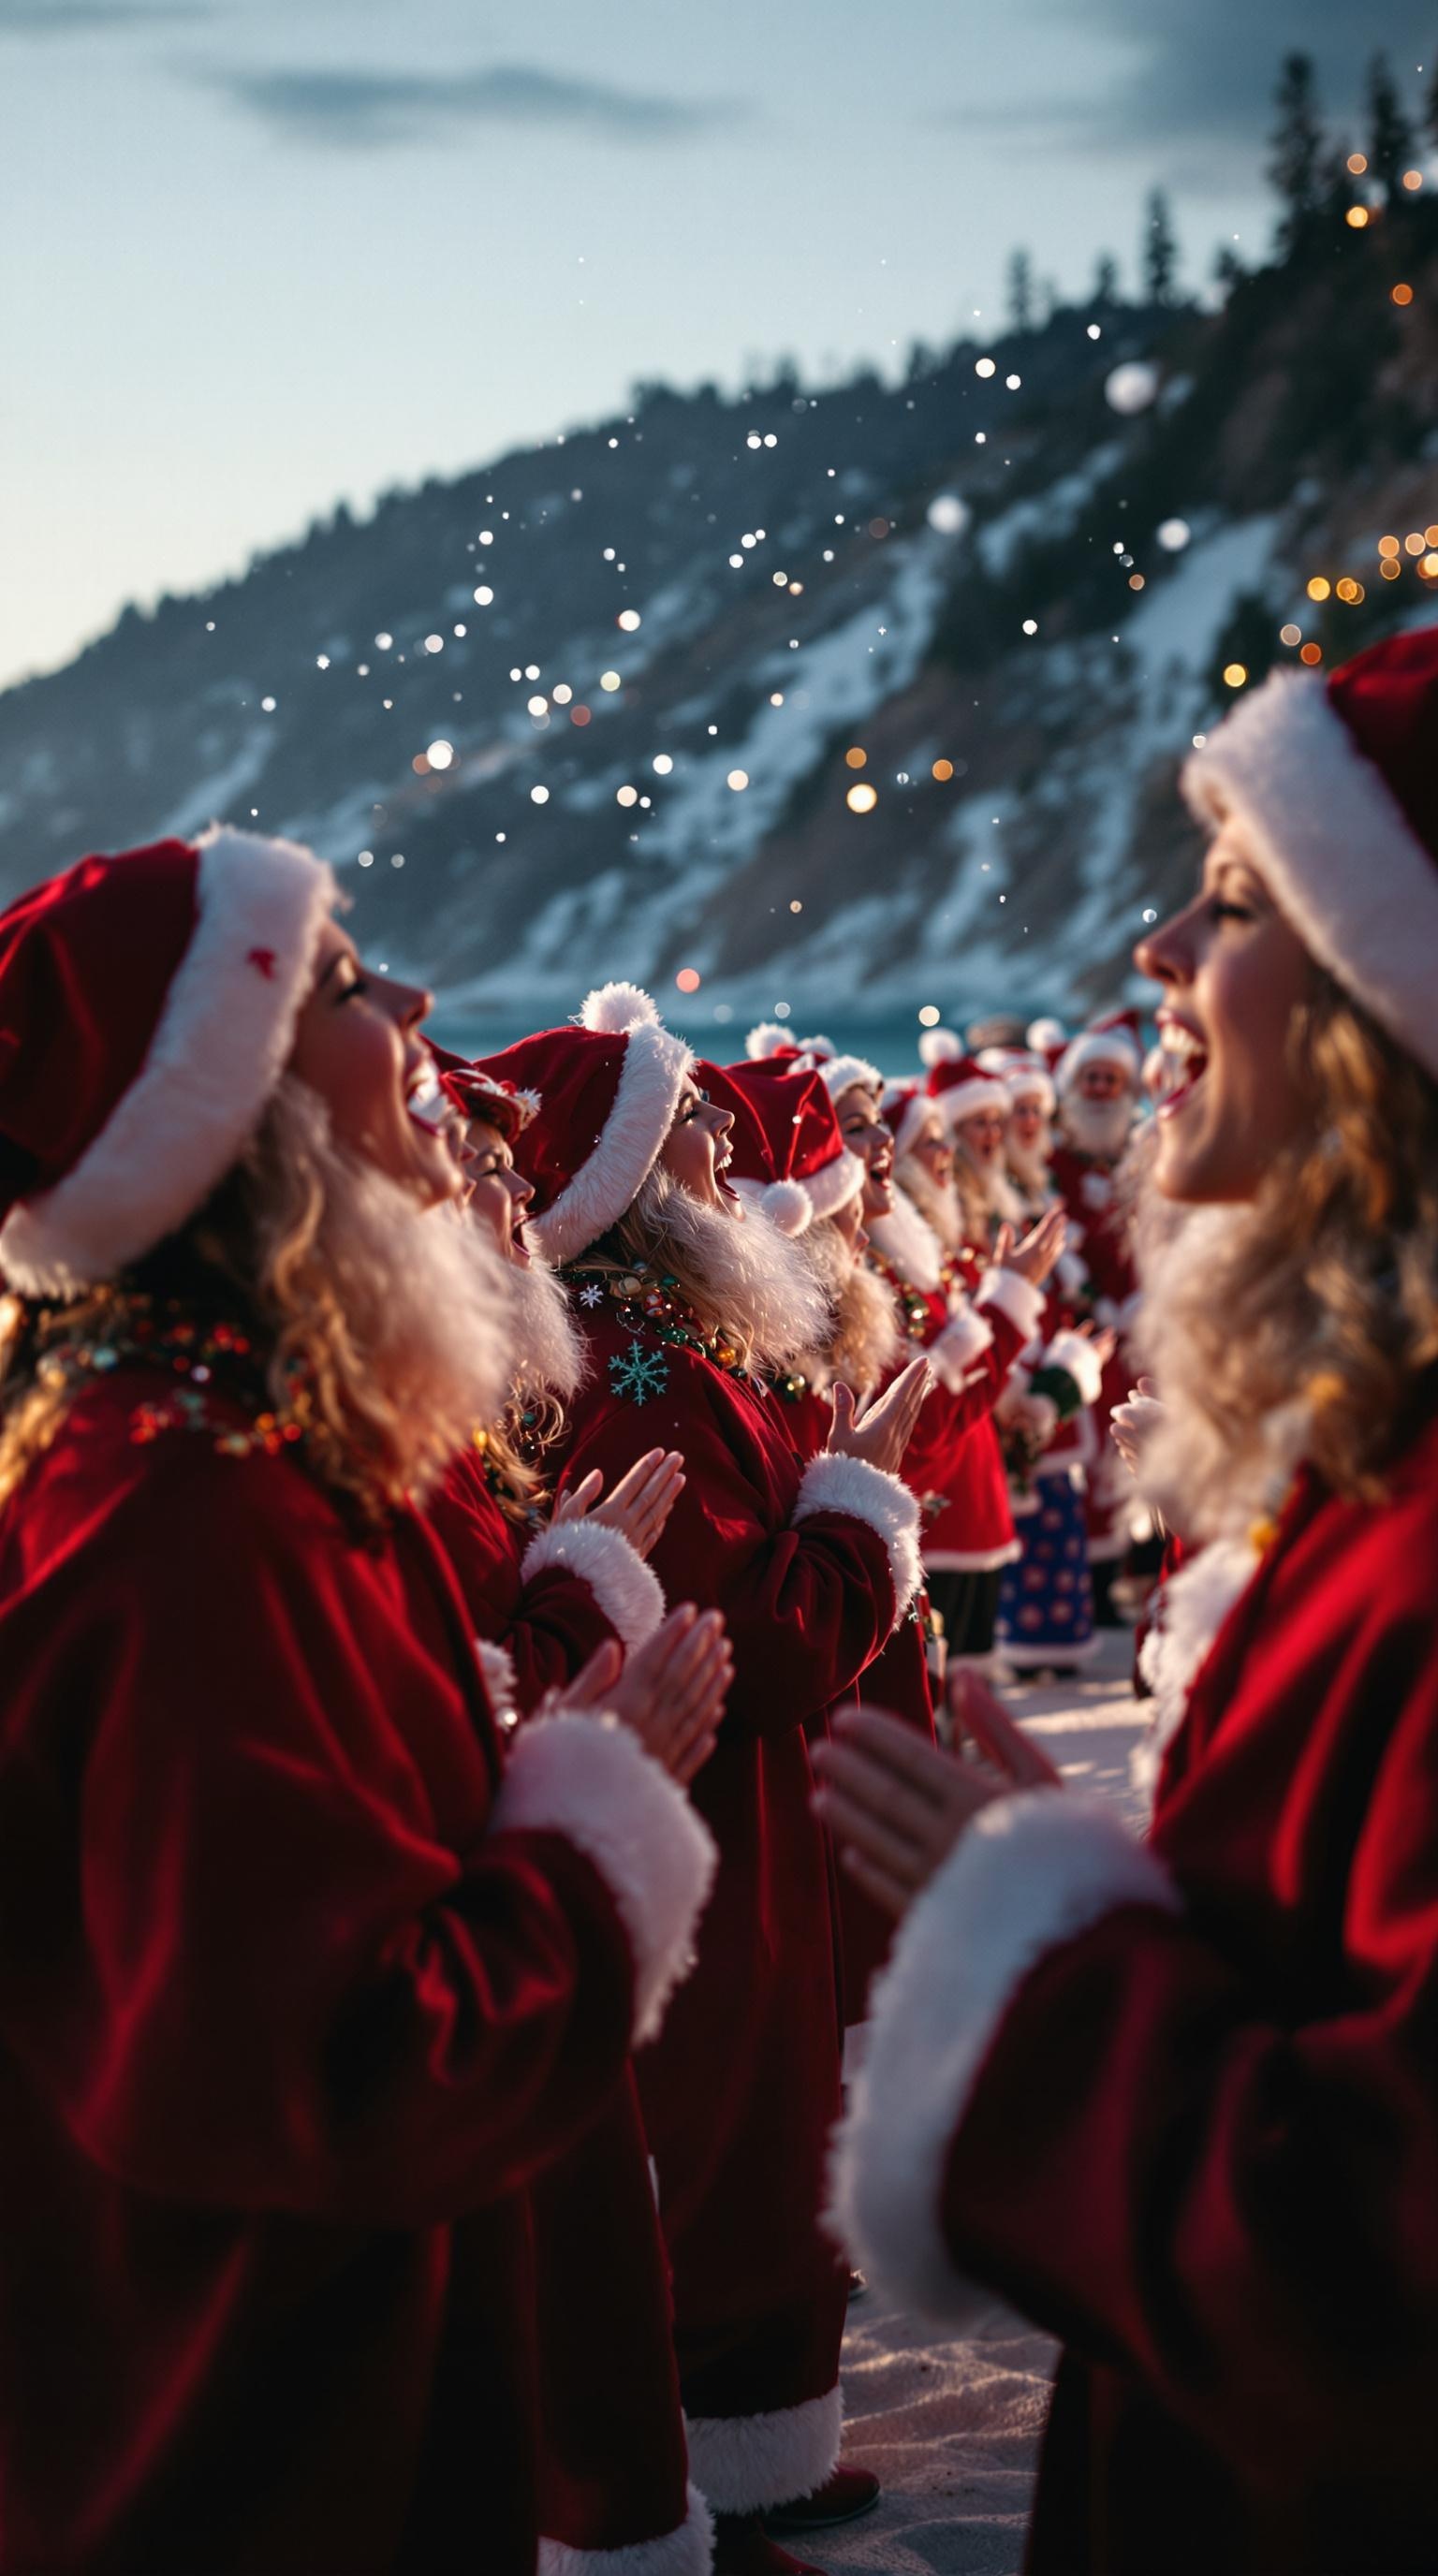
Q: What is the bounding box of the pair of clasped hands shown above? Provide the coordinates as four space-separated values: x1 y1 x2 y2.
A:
529 1342 937 1793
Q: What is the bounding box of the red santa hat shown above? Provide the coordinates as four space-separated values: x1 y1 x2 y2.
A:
809 1044 884 1105
1182 625 1438 1079
719 1057 864 1228
1026 1015 1067 1060
473 982 693 1265
1055 1011 1143 1095
0 827 335 1298
881 1078 940 1164
977 1047 1057 1115
917 1029 1010 1126
427 1040 538 1142
743 1020 804 1064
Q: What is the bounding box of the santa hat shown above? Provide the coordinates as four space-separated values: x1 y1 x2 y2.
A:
721 1057 864 1228
428 1040 538 1142
809 1045 884 1105
744 1020 804 1063
473 982 693 1265
918 1029 1010 1126
0 827 335 1297
977 1046 1057 1115
1182 626 1438 1079
1026 1016 1067 1060
881 1078 939 1164
1055 1012 1143 1095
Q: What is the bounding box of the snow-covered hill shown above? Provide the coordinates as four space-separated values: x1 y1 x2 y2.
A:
4 205 1436 1029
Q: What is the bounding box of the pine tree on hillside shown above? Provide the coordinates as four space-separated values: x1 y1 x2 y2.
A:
1142 189 1179 302
1090 252 1120 305
1429 55 1438 150
1269 52 1325 249
1212 243 1246 294
1007 249 1034 331
1366 52 1415 199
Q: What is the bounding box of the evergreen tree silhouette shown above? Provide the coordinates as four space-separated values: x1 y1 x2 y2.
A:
1212 243 1246 294
1090 252 1120 305
1142 189 1179 302
1006 249 1034 331
1269 52 1325 250
1366 52 1415 199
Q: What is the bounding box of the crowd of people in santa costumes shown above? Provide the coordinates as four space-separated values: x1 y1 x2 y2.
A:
818 624 1438 2574
0 623 1434 2576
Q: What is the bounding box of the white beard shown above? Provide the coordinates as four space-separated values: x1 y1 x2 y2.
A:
271 1078 516 1480
506 1249 586 1407
637 1168 830 1372
1006 1128 1053 1199
895 1150 963 1252
953 1140 1022 1232
866 1184 946 1293
794 1218 902 1397
1060 1093 1137 1163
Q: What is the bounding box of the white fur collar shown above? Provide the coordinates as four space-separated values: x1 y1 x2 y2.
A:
867 1187 945 1294
1133 1537 1258 1810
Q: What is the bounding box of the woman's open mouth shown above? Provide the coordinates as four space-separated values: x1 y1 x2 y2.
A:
715 1147 741 1207
1155 1017 1209 1120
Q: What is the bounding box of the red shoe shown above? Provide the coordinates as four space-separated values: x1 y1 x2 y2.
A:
766 2465 881 2532
712 2510 826 2575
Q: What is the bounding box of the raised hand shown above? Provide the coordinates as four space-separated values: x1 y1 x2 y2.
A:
828 1355 931 1477
608 1604 732 1785
812 1705 1009 1917
994 1201 1067 1290
948 1665 1062 1788
552 1448 686 1559
1110 1378 1163 1475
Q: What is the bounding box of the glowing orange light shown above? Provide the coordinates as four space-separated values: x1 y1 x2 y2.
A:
932 758 954 783
1378 535 1401 557
1392 283 1415 306
1401 168 1423 191
1346 206 1370 228
1346 152 1368 175
1128 573 1145 591
675 968 701 993
846 783 878 813
1381 560 1402 580
1299 642 1323 666
1422 554 1438 578
844 747 868 769
1335 578 1361 603
1405 532 1427 555
1223 663 1248 688
411 753 431 775
1306 578 1331 601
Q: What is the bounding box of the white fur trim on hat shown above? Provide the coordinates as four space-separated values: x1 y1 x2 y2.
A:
974 1266 1046 1343
581 980 664 1036
521 1518 666 1654
802 1146 865 1219
816 1051 883 1103
927 1302 994 1394
1182 664 1438 1080
917 1027 962 1069
999 1058 1056 1114
793 1450 923 1621
934 1075 1010 1130
1055 1029 1140 1094
684 2385 842 2516
493 1712 716 2045
828 1789 1179 2326
884 1081 938 1165
744 1020 797 1061
529 1019 695 1267
538 2484 714 2576
1026 1017 1066 1055
730 1173 814 1237
0 827 336 1297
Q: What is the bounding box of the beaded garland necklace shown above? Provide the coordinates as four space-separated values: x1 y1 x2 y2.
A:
19 1286 307 1462
863 1238 933 1340
560 1255 760 1402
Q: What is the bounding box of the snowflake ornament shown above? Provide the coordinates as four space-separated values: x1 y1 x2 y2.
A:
608 1339 671 1406
578 1281 605 1310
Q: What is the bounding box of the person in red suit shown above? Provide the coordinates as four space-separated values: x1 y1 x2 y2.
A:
816 627 1438 2576
0 833 718 2576
476 988 930 2576
1049 1018 1145 1621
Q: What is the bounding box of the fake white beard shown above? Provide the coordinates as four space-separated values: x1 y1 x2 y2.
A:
506 1246 586 1408
795 1217 902 1396
1006 1127 1053 1196
1060 1091 1137 1163
636 1166 831 1371
895 1152 963 1252
952 1139 1022 1231
1131 1200 1311 1545
266 1078 517 1478
865 1183 946 1294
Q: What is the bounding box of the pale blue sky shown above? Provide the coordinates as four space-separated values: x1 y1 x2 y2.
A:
1 0 1424 688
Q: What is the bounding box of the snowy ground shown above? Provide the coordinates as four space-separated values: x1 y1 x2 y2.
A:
818 1628 1149 2575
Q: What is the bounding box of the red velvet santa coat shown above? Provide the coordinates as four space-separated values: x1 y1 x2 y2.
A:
771 1377 935 2024
1049 1138 1138 1562
835 1410 1438 2575
555 1295 922 2515
427 1449 711 2573
867 1196 1043 1573
0 1364 714 2576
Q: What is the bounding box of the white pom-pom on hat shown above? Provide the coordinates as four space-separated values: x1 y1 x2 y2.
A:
580 980 663 1036
761 1177 814 1237
745 1020 796 1061
917 1027 962 1069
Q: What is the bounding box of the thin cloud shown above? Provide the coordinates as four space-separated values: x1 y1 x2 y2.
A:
0 0 207 28
201 60 746 149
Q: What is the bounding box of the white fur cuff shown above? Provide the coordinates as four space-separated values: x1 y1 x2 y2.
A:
493 1714 717 2043
974 1266 1047 1342
521 1518 666 1654
539 2484 714 2576
829 1790 1178 2328
1042 1328 1105 1409
928 1303 995 1393
794 1451 923 1621
475 1637 520 1729
685 2385 843 2514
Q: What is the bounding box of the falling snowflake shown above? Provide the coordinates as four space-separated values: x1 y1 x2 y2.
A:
608 1339 671 1406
